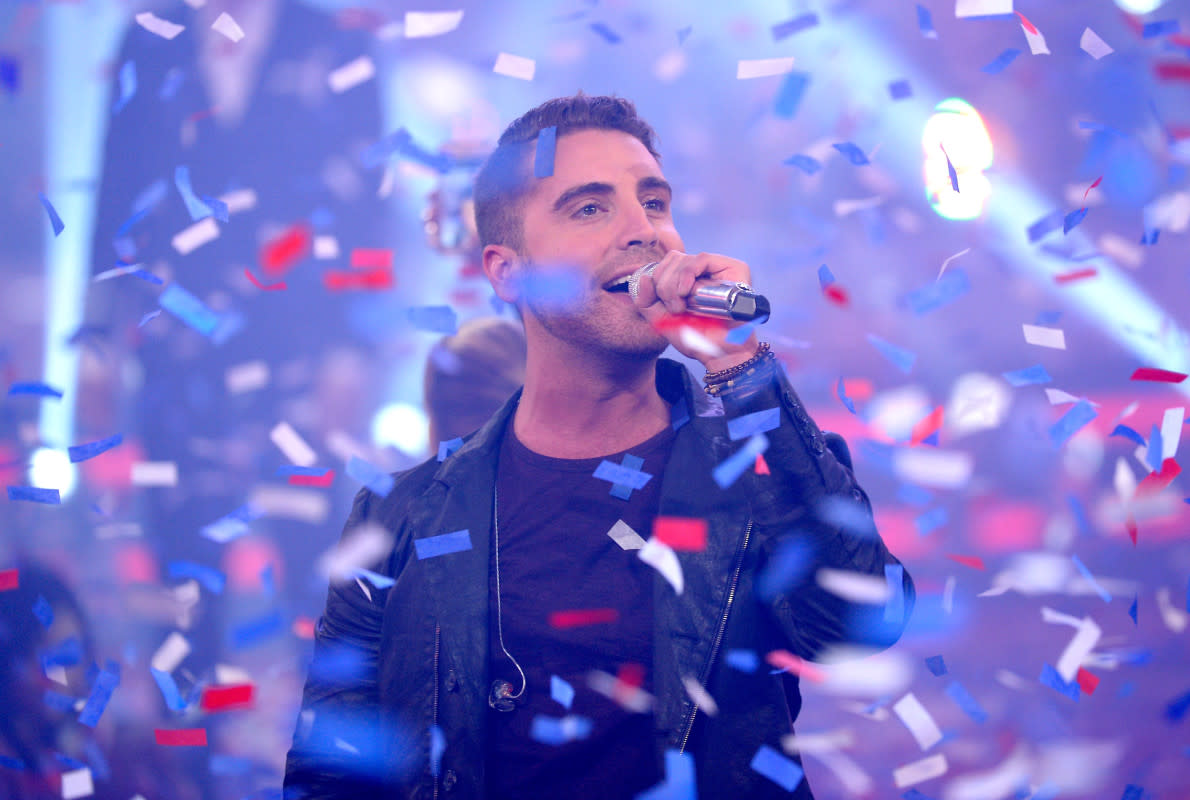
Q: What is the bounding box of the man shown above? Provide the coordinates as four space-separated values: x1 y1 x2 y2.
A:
284 94 914 799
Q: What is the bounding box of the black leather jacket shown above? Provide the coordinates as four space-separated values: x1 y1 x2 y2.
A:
284 358 914 799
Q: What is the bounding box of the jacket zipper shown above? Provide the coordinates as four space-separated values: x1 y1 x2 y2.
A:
432 622 440 800
678 518 753 753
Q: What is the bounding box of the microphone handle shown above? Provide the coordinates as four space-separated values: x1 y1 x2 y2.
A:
688 281 771 323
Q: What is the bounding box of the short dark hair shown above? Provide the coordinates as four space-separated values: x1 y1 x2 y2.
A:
472 93 661 252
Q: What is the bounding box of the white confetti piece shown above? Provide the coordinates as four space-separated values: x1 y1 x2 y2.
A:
816 569 891 605
328 56 376 93
678 325 723 358
937 247 971 280
62 767 94 800
215 664 253 685
318 522 394 583
94 522 143 540
1080 27 1113 60
833 196 885 217
171 216 220 255
314 235 341 260
225 361 270 394
1040 606 1085 629
736 57 796 79
956 0 1012 17
1022 324 1066 350
781 729 855 754
893 753 948 788
588 670 654 713
945 748 1031 799
249 486 329 523
271 421 317 466
893 448 974 489
1021 25 1050 55
1044 388 1084 405
1114 458 1137 505
892 693 944 751
46 664 67 685
1161 407 1183 460
493 52 536 80
943 576 955 614
1156 587 1189 633
220 187 257 214
681 676 719 716
131 461 178 487
404 10 464 38
639 537 683 595
815 748 874 796
1056 616 1101 682
1097 233 1143 269
607 519 646 551
211 11 245 42
151 632 191 673
135 11 186 40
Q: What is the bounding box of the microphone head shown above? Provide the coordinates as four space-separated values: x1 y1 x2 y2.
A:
732 292 770 324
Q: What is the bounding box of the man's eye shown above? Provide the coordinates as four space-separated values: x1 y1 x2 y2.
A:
575 203 601 217
644 198 668 212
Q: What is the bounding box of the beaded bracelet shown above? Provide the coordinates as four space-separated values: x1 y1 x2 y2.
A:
703 342 772 384
704 346 776 397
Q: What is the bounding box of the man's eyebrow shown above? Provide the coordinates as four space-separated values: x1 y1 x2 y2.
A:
550 177 673 213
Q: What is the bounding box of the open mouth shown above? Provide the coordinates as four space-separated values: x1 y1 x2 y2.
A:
605 278 631 293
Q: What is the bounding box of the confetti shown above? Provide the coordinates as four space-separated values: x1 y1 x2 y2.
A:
837 378 857 414
533 126 557 178
589 22 621 44
607 519 646 551
1076 667 1099 695
916 508 948 536
773 71 810 118
1142 19 1180 39
68 433 123 463
832 142 870 165
129 461 178 487
6 486 61 504
328 56 375 93
1054 267 1097 284
346 456 394 497
151 632 190 673
905 269 971 316
713 433 769 489
593 460 653 490
750 744 804 791
727 408 780 441
1160 408 1184 459
1130 367 1187 383
981 49 1021 75
244 268 286 291
867 334 916 373
653 517 707 551
260 223 311 275
7 382 63 398
38 192 65 236
737 57 796 79
1002 364 1051 387
551 675 575 709
893 754 948 788
159 284 220 336
530 714 593 745
171 216 220 254
548 608 618 628
1016 11 1049 55
1129 594 1138 625
783 154 822 175
1049 400 1097 449
1040 663 1080 701
493 52 536 80
817 568 891 604
889 79 913 100
894 693 944 750
414 530 472 560
947 554 985 571
403 10 464 38
925 655 947 676
61 768 94 800
200 684 254 712
940 144 959 192
772 13 819 40
916 5 939 39
956 0 1013 17
1063 207 1088 234
0 54 20 95
211 12 244 42
639 537 683 595
945 681 988 723
150 667 187 711
112 60 136 114
1080 28 1113 60
155 728 208 747
168 561 226 594
1071 554 1111 603
270 421 317 467
79 663 120 727
1022 324 1066 349
1056 616 1101 682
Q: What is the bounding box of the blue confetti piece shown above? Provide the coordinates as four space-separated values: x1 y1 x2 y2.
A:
889 79 913 100
533 126 558 178
230 609 286 650
916 4 938 39
1129 594 1138 625
415 529 473 560
167 561 226 594
352 568 395 590
112 60 136 114
1063 207 1089 234
750 744 804 791
79 665 120 728
726 649 758 673
159 284 221 337
0 754 24 770
1002 364 1052 387
1140 228 1159 245
7 382 63 399
610 454 645 500
407 305 458 335
817 495 876 537
772 13 818 40
1143 19 1180 38
773 71 810 119
551 675 575 710
867 334 916 374
210 754 253 776
1039 663 1080 702
275 465 327 477
713 433 769 489
638 749 696 800
884 564 905 623
589 22 621 44
1048 400 1097 449
925 655 947 676
1146 425 1163 473
132 269 164 285
159 67 185 100
346 456 395 497
1121 786 1145 800
946 681 989 723
1164 689 1190 722
728 408 780 441
817 264 835 290
903 791 937 800
725 323 757 346
33 595 54 629
832 141 870 165
0 55 20 95
260 563 276 598
593 460 653 491
530 714 593 745
944 149 959 193
68 433 123 464
150 667 187 711
981 48 1021 75
837 377 857 414
903 269 970 315
201 504 260 543
430 724 445 777
915 507 948 536
1027 210 1064 243
783 154 821 175
755 532 814 603
43 689 76 713
41 637 83 670
359 127 453 173
199 194 229 223
1067 495 1094 538
7 486 61 505
38 192 65 237
437 437 464 462
174 166 213 221
677 26 693 45
138 310 160 328
1035 309 1062 326
1071 554 1112 603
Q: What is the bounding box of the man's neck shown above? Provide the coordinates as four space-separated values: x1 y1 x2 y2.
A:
513 340 671 460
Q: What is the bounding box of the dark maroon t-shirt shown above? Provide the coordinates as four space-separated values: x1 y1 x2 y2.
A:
486 421 675 799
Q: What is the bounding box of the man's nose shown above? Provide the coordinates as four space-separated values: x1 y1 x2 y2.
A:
620 203 659 251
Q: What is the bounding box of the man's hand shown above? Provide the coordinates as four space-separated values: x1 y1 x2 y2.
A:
631 250 761 371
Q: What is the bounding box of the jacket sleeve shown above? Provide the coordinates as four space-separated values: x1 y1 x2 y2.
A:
283 487 393 799
721 359 915 662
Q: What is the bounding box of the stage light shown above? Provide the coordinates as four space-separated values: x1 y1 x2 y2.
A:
29 446 77 501
923 98 994 220
1114 0 1166 13
371 402 429 457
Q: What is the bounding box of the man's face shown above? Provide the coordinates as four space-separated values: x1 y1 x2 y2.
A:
514 128 684 359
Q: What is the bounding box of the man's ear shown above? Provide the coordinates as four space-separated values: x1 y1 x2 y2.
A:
482 244 522 305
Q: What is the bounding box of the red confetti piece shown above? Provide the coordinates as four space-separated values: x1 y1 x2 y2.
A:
350 248 393 270
822 284 849 306
548 608 619 629
0 568 18 591
1015 10 1039 35
288 470 335 488
260 223 311 276
616 662 645 690
1130 367 1187 383
910 406 944 447
1137 458 1181 495
292 617 316 639
765 650 826 683
1076 667 1099 696
650 313 730 337
1125 515 1138 547
755 453 770 475
946 554 985 571
653 516 708 551
1054 268 1098 284
322 268 393 291
200 684 255 712
155 728 208 747
1154 61 1190 82
1082 176 1103 202
244 268 287 291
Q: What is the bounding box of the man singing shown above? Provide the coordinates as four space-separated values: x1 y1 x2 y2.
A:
284 94 914 799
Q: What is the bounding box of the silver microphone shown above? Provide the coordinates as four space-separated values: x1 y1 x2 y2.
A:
606 262 771 323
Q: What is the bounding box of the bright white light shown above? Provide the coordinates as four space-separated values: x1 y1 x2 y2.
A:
923 98 994 220
1114 0 1165 13
29 447 78 500
401 57 477 120
371 403 429 457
